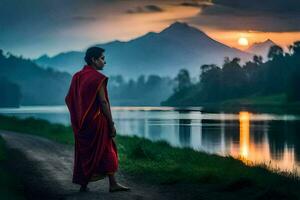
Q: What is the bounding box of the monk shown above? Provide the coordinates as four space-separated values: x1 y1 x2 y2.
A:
65 47 129 193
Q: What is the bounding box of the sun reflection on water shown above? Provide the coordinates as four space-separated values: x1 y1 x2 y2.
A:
236 111 299 174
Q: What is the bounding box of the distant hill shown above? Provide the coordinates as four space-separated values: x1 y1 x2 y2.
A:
0 51 71 105
0 78 21 107
35 22 253 78
246 39 278 61
0 51 174 106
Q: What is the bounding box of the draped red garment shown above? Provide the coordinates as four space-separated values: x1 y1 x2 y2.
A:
65 65 118 185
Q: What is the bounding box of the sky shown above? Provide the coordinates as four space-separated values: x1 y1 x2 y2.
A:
1 0 300 58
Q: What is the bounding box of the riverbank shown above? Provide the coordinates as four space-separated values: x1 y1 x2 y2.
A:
198 94 300 114
0 114 299 199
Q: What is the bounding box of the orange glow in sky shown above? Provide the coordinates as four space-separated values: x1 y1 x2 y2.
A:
203 29 300 50
61 5 300 55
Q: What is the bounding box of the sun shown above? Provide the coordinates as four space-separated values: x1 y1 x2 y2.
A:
238 37 249 46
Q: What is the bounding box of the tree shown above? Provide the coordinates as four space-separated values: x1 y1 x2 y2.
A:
174 69 191 92
221 57 248 99
200 64 222 101
267 45 284 60
253 55 263 65
288 41 300 56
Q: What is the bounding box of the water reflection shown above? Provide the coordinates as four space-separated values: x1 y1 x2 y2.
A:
239 112 250 158
115 110 300 175
1 106 300 175
228 112 299 174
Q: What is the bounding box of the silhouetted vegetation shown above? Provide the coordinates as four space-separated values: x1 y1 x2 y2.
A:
162 41 300 106
0 50 71 105
0 50 175 106
0 78 21 107
108 74 175 106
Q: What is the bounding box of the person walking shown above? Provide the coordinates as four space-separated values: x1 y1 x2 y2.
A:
65 46 129 193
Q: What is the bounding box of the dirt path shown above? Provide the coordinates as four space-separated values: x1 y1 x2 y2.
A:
0 130 176 200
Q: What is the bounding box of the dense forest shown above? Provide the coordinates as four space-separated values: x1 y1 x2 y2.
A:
162 41 300 106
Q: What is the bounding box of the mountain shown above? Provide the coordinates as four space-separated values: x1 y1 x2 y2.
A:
36 51 84 73
246 39 278 60
35 22 253 78
0 51 71 105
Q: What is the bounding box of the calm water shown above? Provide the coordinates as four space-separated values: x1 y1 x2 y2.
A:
1 106 300 175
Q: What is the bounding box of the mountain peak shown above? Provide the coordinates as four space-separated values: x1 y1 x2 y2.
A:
169 21 190 29
164 21 199 31
265 39 275 43
247 39 278 58
36 54 51 61
160 21 205 36
251 39 276 47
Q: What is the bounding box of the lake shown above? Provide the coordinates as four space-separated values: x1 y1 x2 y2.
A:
1 105 300 175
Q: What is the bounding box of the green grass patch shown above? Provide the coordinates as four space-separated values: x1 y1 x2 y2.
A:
0 114 299 199
0 115 74 144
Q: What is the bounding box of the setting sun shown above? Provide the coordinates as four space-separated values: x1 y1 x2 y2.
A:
238 37 249 46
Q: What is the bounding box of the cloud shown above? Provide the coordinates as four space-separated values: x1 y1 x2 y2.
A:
179 1 212 9
72 16 97 22
185 0 300 32
212 0 300 12
0 0 132 57
126 5 164 14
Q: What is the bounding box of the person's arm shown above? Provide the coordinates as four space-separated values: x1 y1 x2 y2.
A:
98 84 116 137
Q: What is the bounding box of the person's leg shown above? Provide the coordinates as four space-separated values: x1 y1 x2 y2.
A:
79 183 89 192
108 173 130 192
108 173 117 187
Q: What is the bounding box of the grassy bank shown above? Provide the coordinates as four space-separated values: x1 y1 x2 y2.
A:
0 115 299 199
0 136 25 200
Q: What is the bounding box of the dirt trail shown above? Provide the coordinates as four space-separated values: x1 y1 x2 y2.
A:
0 130 175 200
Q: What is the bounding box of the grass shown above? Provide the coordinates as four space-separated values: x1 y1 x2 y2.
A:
0 136 25 200
0 115 74 144
0 114 299 199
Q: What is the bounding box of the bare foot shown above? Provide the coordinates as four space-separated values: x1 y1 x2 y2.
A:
109 183 130 193
79 185 90 192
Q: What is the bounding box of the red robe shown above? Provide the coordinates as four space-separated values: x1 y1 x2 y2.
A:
65 65 118 185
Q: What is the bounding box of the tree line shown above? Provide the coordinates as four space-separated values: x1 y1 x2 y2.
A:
162 41 300 106
108 75 174 106
0 49 175 107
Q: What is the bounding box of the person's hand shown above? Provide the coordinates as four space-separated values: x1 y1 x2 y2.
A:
110 125 117 138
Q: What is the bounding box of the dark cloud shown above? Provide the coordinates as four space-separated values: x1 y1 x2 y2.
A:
213 0 300 13
126 5 164 14
0 0 127 57
180 1 212 9
0 0 172 57
145 5 164 12
186 0 300 32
